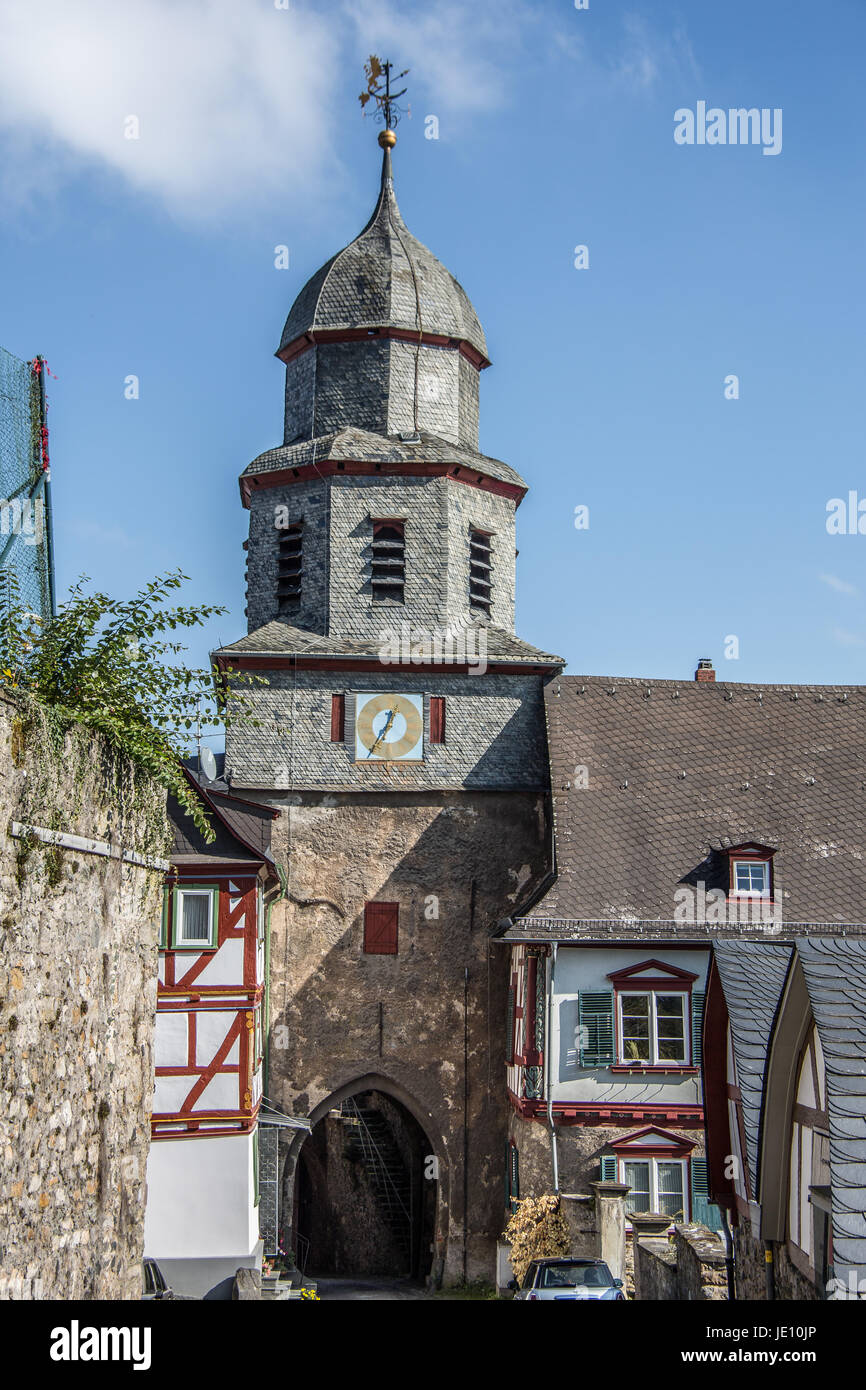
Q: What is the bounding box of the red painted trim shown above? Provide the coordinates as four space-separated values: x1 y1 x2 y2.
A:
610 1065 699 1075
156 1065 241 1076
607 959 699 987
240 457 525 509
703 955 741 1203
506 1091 705 1127
610 1126 695 1156
276 325 490 370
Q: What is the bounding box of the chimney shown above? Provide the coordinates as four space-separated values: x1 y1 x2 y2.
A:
695 657 715 683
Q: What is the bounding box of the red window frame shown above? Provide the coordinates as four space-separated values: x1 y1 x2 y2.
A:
363 901 399 955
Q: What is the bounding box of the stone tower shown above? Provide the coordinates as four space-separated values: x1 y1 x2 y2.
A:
216 134 562 1285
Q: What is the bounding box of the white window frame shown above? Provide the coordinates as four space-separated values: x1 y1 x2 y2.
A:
617 990 688 1065
173 884 218 950
731 858 771 897
619 1156 688 1221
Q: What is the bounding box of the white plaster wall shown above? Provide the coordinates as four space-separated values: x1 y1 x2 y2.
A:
550 945 710 1105
144 1132 258 1263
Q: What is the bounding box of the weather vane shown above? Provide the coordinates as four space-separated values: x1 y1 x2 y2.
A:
359 56 409 142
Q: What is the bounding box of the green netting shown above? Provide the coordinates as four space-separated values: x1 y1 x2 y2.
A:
0 345 52 621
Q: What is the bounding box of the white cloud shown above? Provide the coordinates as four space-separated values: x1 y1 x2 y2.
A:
0 1 698 218
0 0 339 216
819 572 858 596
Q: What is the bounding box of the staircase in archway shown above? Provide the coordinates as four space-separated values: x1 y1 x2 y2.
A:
339 1098 412 1263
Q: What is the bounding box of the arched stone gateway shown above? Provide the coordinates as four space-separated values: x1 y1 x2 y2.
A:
286 1077 445 1283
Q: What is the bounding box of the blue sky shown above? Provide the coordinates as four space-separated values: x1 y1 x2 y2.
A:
1 0 864 698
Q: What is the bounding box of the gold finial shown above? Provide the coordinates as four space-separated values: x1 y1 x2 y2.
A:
360 56 409 140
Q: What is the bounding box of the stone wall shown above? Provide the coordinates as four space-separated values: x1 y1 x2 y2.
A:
0 695 167 1300
733 1225 820 1301
264 787 551 1284
634 1223 727 1301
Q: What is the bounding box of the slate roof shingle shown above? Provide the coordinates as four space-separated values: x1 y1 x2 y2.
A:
712 941 792 1184
511 674 866 933
240 426 527 493
278 148 488 362
795 938 866 1273
214 619 563 667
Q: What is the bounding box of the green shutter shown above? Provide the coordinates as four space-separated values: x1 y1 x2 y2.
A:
579 991 615 1067
691 991 706 1066
159 887 170 948
690 1155 722 1230
600 1155 617 1182
506 983 516 1063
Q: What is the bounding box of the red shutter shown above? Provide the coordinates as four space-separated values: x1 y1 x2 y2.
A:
364 901 399 955
330 693 345 742
429 696 445 744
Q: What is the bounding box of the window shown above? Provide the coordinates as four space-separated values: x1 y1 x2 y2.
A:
619 992 687 1064
726 843 775 899
621 1158 686 1220
363 901 399 955
469 527 492 616
429 696 446 744
732 859 770 895
330 693 345 742
370 519 405 603
277 520 303 610
173 884 218 950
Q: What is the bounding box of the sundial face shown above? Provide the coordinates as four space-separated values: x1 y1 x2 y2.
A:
354 692 424 762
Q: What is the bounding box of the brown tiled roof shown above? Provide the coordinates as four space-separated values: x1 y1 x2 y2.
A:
516 674 866 932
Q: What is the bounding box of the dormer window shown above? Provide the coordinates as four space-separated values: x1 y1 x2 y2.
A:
726 843 775 898
277 520 303 610
370 519 405 603
469 527 492 617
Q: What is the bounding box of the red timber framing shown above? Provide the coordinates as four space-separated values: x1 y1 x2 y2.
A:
154 866 264 1139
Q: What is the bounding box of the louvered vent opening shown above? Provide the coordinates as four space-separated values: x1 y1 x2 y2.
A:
469 527 492 617
277 521 303 609
371 519 405 603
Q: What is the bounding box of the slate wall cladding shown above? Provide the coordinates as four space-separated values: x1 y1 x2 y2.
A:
262 787 551 1283
283 346 316 444
281 340 480 450
246 479 330 634
245 474 516 641
0 697 165 1300
225 668 548 792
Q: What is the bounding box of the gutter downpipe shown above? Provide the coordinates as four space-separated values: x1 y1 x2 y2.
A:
720 1205 736 1300
263 861 288 1101
546 942 559 1194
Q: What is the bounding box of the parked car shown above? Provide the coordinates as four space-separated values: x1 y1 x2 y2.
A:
141 1258 172 1300
510 1258 625 1301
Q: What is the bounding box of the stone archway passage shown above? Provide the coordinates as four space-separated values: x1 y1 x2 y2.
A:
295 1089 437 1280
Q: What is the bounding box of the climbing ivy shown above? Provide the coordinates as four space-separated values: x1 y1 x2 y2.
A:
0 569 260 841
